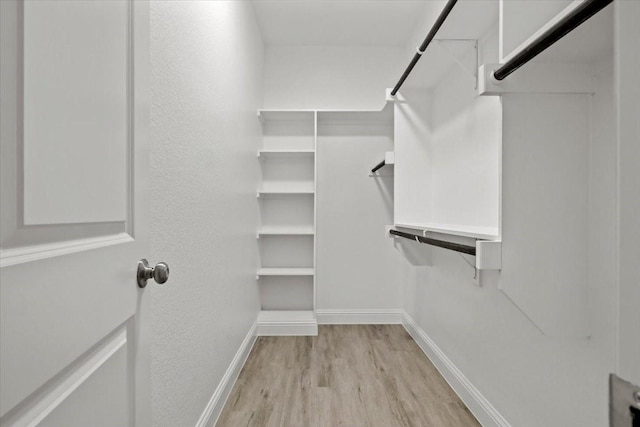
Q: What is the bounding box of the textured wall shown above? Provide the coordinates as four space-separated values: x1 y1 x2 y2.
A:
316 122 404 311
149 2 263 426
263 46 404 110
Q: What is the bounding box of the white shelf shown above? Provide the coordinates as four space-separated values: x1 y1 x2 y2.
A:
394 223 500 241
258 149 316 158
258 226 314 236
258 182 315 196
258 149 314 156
256 310 317 336
257 189 315 196
257 268 314 277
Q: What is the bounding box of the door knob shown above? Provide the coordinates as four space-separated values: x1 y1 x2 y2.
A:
137 259 170 288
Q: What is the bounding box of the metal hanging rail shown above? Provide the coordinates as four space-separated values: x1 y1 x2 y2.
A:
390 229 476 256
390 0 458 96
371 160 386 173
493 0 613 81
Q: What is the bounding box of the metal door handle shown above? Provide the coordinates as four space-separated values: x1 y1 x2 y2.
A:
137 259 170 288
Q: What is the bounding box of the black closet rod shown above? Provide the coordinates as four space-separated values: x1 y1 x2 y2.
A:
390 229 476 256
371 160 386 173
390 0 458 96
493 0 613 81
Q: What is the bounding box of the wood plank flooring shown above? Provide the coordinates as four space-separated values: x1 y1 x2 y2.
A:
216 325 479 427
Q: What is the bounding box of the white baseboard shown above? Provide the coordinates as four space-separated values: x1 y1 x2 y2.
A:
316 309 403 325
401 311 511 427
256 321 318 336
195 321 257 427
256 310 318 336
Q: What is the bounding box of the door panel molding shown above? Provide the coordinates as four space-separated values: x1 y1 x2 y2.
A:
0 233 133 268
1 0 136 261
0 325 129 427
21 0 133 226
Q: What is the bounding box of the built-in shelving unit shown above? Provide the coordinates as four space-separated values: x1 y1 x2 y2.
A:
254 104 395 336
256 109 318 336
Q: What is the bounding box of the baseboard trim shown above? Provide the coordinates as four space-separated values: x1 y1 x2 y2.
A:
316 309 403 325
256 310 318 336
256 321 318 336
401 311 511 427
195 320 257 427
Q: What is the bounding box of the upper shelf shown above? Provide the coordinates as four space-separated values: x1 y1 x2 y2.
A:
257 182 315 196
395 222 500 241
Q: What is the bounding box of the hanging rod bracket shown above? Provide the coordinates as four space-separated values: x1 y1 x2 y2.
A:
478 62 596 96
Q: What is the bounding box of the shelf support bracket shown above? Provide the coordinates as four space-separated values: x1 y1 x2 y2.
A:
433 39 478 88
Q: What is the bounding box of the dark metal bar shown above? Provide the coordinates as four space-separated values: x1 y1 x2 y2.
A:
390 0 458 96
371 160 386 173
493 0 613 81
390 229 476 256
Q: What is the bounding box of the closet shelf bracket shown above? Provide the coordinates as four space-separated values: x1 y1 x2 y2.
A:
478 63 596 96
370 152 395 176
433 39 478 88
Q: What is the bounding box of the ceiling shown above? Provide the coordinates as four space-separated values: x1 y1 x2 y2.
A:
252 0 437 46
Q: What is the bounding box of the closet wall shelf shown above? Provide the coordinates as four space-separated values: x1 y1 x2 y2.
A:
394 223 499 241
256 268 315 278
480 0 612 95
257 226 315 237
257 185 315 197
495 0 613 81
258 149 315 157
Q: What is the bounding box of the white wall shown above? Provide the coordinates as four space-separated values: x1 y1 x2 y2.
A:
149 2 263 426
400 55 616 427
263 46 404 110
316 117 404 313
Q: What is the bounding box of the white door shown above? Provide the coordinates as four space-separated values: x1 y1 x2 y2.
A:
0 1 152 426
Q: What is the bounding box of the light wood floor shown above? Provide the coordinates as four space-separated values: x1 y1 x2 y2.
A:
216 325 479 427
